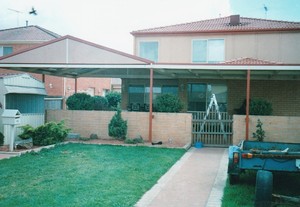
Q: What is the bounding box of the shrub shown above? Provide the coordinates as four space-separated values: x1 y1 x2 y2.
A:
105 92 121 109
250 99 273 115
235 98 273 115
108 108 127 140
93 96 108 110
33 121 70 146
125 136 144 144
66 93 94 110
89 134 98 139
154 94 183 112
0 132 4 146
18 124 35 140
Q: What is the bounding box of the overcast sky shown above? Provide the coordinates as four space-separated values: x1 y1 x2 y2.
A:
1 0 300 54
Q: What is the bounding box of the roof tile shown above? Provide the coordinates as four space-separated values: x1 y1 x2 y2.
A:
0 25 61 42
131 16 300 35
223 57 283 65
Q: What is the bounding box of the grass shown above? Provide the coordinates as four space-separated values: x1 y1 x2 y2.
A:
222 171 300 207
0 143 185 207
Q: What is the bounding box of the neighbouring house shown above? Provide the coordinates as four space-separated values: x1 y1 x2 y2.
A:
0 25 119 109
0 73 46 145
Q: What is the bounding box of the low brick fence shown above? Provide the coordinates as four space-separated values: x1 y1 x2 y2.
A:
46 111 299 147
233 115 300 145
46 110 192 147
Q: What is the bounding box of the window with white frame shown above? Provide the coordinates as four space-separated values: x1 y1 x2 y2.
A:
0 46 13 56
139 41 158 62
192 39 224 63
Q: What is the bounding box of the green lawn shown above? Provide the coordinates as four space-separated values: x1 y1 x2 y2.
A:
0 143 185 207
222 171 300 207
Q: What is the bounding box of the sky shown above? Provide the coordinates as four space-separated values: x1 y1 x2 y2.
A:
1 0 300 54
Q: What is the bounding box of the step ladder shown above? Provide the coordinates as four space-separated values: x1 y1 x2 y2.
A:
199 94 227 138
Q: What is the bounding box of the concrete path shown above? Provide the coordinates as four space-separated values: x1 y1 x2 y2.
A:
135 147 228 207
0 152 20 160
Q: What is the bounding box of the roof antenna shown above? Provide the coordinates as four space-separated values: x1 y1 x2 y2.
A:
263 4 268 19
8 8 23 26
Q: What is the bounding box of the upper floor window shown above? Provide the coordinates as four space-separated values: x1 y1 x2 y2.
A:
0 46 13 57
192 39 224 63
139 41 158 62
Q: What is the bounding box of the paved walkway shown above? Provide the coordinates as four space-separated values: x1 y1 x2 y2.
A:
0 152 20 160
135 147 228 207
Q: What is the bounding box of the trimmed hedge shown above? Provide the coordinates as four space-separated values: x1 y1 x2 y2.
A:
66 93 94 110
154 94 183 113
66 93 120 110
236 98 273 115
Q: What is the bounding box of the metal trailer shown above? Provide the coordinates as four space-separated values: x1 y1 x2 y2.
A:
227 140 300 207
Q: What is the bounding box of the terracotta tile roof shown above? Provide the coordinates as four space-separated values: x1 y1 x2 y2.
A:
0 25 61 42
131 15 300 35
223 57 283 65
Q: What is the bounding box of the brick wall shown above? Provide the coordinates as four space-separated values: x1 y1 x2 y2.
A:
228 80 300 116
233 115 300 144
46 110 192 147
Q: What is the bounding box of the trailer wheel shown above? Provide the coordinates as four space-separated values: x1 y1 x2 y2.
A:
255 170 273 207
229 174 239 185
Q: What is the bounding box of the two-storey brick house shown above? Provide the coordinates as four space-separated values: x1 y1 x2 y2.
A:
125 15 300 116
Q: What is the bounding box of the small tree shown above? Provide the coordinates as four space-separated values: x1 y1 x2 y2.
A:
154 94 183 112
108 107 127 140
105 92 121 109
252 119 265 142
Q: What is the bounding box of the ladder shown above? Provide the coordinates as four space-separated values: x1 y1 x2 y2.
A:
199 94 227 138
